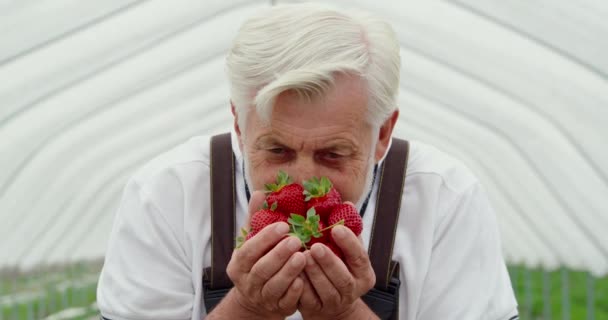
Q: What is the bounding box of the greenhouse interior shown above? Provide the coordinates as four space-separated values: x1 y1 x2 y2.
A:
0 0 606 319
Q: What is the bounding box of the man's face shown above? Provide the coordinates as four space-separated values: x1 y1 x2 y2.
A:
238 75 381 205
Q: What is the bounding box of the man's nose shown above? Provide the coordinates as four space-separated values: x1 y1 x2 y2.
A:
288 156 319 184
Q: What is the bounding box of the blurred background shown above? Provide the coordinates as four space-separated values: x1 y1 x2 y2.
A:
0 0 606 319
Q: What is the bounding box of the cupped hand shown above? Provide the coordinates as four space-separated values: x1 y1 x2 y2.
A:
298 225 376 319
225 191 306 318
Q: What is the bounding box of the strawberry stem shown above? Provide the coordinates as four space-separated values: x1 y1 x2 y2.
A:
318 220 345 233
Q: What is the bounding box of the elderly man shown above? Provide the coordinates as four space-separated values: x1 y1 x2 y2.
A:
97 3 518 320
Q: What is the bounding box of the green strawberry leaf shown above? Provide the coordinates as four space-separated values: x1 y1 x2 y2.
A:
285 204 332 248
264 183 276 192
301 235 311 243
277 170 292 185
235 227 249 249
302 176 333 200
236 236 244 247
306 207 316 218
320 176 332 190
302 177 320 200
290 214 305 224
270 201 278 211
265 170 292 192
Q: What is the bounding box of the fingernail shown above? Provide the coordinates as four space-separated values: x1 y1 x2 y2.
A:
288 237 301 251
312 244 325 258
333 225 346 239
276 222 289 234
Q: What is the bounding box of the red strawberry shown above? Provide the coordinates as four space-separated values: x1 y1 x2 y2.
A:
265 171 307 216
303 176 341 217
245 231 256 241
328 203 362 236
250 209 288 234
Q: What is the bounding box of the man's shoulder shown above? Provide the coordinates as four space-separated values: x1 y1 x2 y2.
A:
98 135 215 319
405 139 479 194
114 134 215 246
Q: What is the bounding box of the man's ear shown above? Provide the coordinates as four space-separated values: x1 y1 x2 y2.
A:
230 101 241 137
374 109 399 163
230 101 245 151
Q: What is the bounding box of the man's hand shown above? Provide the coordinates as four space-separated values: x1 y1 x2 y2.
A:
220 191 306 319
298 225 378 320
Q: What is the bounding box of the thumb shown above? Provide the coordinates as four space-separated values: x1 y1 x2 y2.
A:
245 190 266 228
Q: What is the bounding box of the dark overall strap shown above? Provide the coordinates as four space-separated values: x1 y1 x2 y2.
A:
362 138 410 320
202 133 236 312
369 138 409 289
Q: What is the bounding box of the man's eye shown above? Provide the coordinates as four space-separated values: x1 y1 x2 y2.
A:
326 152 342 159
320 152 345 162
269 148 285 154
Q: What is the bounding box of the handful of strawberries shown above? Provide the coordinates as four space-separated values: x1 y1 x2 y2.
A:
237 171 363 260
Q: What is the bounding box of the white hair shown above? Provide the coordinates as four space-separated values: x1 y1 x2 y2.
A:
226 3 401 131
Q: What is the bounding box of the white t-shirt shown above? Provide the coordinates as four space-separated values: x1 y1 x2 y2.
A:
97 132 518 320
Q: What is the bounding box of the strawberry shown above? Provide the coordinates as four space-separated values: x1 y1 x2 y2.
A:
326 242 345 261
236 174 352 257
250 207 288 234
245 231 256 241
265 171 307 216
328 203 362 237
303 176 341 217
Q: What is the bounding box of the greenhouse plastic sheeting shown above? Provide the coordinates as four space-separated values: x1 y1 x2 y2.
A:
0 0 606 276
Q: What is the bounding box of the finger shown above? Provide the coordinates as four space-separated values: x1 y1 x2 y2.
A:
232 222 290 273
245 190 267 227
248 236 302 288
304 249 340 303
261 251 306 301
277 275 304 312
310 243 355 296
298 260 321 309
331 225 374 279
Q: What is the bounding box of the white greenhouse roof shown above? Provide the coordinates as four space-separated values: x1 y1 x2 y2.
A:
0 1 606 276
